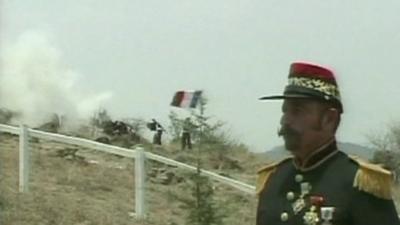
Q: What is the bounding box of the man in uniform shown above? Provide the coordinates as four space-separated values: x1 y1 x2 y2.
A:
149 119 164 145
181 117 193 150
256 62 400 225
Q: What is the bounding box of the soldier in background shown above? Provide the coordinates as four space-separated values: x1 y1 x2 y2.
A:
256 62 400 225
181 117 193 150
148 119 164 145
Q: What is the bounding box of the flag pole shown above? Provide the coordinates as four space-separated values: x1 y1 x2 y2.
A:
196 95 204 172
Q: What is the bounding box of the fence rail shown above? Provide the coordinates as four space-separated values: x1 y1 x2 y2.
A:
145 152 255 194
0 124 256 219
0 124 19 134
29 128 137 158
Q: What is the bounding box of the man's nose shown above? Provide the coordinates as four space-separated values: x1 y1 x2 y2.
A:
280 114 286 126
280 113 291 126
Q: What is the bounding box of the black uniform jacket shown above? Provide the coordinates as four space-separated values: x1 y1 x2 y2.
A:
256 140 400 225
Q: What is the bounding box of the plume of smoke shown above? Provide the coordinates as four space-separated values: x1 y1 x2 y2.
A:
0 30 113 129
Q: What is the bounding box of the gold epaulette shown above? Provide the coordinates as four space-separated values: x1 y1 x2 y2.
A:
350 155 393 200
256 157 292 195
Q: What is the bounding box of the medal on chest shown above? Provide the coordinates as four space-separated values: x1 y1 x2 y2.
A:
291 182 311 214
320 207 335 225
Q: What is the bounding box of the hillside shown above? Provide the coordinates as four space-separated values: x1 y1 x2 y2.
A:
261 142 375 162
0 131 265 225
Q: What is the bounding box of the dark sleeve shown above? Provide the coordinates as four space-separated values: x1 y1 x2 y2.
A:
350 189 400 225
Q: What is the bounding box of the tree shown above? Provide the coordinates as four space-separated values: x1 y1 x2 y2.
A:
168 96 244 171
169 96 226 224
368 121 400 182
185 167 224 225
168 97 224 147
168 111 184 142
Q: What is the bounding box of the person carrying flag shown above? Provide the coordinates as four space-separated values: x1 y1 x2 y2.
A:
181 117 194 150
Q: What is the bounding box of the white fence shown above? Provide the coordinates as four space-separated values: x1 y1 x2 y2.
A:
0 124 256 220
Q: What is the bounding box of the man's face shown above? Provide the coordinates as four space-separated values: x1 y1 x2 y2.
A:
279 98 328 152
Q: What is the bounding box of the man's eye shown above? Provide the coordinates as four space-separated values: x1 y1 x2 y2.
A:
292 107 303 114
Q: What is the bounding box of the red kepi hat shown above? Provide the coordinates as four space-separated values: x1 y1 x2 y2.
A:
259 62 343 113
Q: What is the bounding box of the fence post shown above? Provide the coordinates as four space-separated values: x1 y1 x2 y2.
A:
135 146 146 219
19 124 29 192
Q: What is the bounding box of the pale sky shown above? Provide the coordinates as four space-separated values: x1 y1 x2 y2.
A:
1 1 400 152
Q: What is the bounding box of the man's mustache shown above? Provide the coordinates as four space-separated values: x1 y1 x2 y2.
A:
278 126 300 137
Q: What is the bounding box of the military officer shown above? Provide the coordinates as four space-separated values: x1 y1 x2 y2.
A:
256 62 400 225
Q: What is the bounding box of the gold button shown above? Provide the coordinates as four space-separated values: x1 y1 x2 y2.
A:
286 192 295 201
295 174 303 183
281 212 289 222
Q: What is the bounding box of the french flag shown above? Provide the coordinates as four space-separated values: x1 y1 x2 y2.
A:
170 90 202 108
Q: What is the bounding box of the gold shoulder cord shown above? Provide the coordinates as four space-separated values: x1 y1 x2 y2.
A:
350 155 393 200
256 157 292 195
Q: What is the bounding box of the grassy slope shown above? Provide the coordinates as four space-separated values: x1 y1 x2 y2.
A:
0 133 262 225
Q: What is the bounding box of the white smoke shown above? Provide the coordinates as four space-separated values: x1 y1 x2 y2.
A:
0 30 113 127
